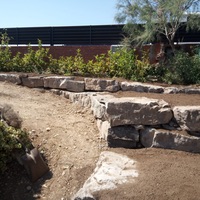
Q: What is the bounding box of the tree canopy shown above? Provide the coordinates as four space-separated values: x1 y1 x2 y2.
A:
115 0 200 50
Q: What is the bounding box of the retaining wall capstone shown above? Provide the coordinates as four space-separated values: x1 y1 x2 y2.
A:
0 73 22 85
0 73 200 153
173 106 200 133
141 128 200 153
121 81 164 93
85 78 120 92
0 73 200 94
105 96 173 126
43 76 74 89
21 76 44 88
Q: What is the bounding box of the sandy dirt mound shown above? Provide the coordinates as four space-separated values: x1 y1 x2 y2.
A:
0 82 200 200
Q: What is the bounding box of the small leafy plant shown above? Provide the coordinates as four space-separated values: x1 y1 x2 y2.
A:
0 121 31 173
22 40 50 73
163 51 200 84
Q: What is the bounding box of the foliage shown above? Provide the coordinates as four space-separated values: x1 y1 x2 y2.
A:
108 48 138 80
0 46 12 72
22 40 50 73
0 32 199 84
162 51 200 84
89 53 109 77
11 52 24 72
0 32 12 71
0 121 31 173
145 63 168 82
115 0 200 51
72 49 87 75
47 54 61 74
187 13 200 31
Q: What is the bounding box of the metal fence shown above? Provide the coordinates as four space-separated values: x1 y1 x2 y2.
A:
0 24 199 46
0 25 124 45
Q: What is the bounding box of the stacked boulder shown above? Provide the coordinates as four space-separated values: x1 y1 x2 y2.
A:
0 73 200 94
91 94 200 153
0 73 200 153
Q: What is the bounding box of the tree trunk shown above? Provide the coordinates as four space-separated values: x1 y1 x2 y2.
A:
168 39 175 54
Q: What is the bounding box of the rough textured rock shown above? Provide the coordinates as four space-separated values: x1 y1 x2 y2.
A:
0 73 21 85
121 82 164 93
73 192 95 200
65 92 94 108
106 97 173 127
107 126 140 148
73 151 138 199
50 89 63 96
173 106 200 132
21 76 44 88
91 94 112 120
179 88 200 94
152 130 200 153
185 88 200 94
140 127 156 148
164 87 179 94
0 104 22 128
141 128 200 152
43 76 74 89
84 78 120 92
96 120 111 140
59 79 85 92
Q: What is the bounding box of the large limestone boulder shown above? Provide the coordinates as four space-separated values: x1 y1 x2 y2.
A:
73 151 138 200
173 106 200 132
140 127 156 148
64 91 94 108
90 94 112 120
84 78 120 92
164 87 179 94
140 128 200 153
21 76 44 88
107 126 140 148
43 76 74 89
96 119 110 140
106 97 173 127
120 82 164 93
0 73 21 85
0 104 22 128
59 79 85 92
152 131 200 153
179 88 200 94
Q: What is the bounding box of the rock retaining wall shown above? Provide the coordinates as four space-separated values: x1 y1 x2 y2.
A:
1 73 200 94
1 73 200 153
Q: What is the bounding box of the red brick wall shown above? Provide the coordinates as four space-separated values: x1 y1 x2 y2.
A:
9 43 197 65
10 45 111 61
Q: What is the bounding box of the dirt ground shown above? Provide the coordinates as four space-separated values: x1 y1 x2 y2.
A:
0 81 200 200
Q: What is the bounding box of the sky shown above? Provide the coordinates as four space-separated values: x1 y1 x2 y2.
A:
0 0 118 28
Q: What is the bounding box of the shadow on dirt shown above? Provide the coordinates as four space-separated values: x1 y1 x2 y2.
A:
0 159 52 200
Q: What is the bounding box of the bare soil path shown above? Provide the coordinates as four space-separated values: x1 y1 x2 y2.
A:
0 81 200 200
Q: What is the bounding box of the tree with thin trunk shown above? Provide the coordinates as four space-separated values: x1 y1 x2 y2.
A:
115 0 200 52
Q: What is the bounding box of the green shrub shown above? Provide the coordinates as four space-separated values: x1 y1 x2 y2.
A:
108 49 137 79
0 121 31 173
47 54 61 74
0 46 12 72
163 51 200 84
56 55 74 75
73 49 87 75
0 32 19 72
11 52 23 72
22 40 50 73
107 49 150 81
0 32 152 81
145 63 168 82
89 53 109 77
